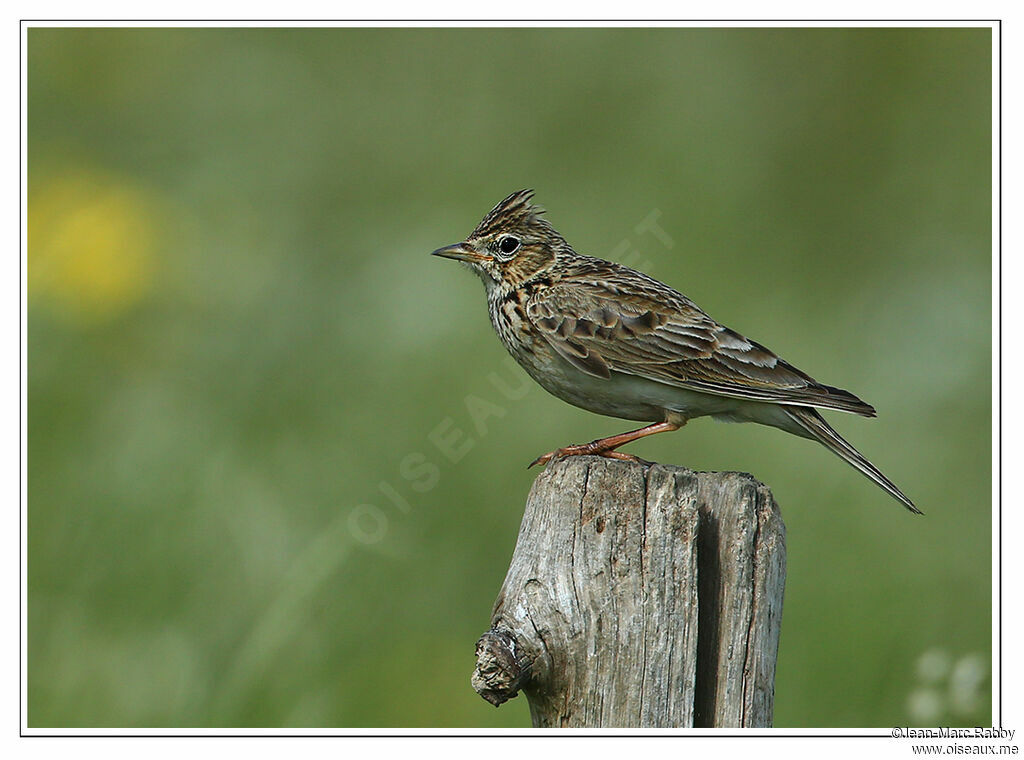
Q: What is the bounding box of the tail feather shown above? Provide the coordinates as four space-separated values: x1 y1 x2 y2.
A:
817 383 877 417
783 406 921 514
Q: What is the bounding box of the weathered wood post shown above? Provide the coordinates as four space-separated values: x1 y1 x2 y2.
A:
471 455 786 727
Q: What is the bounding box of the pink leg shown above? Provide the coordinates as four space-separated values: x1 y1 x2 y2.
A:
528 421 682 469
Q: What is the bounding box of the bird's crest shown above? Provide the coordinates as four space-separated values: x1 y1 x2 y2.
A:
471 189 553 240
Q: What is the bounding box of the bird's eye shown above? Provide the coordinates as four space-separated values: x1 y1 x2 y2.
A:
498 236 520 255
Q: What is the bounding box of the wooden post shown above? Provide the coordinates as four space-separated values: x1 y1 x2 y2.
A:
471 455 786 728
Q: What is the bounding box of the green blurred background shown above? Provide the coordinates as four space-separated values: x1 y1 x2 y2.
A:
27 27 992 728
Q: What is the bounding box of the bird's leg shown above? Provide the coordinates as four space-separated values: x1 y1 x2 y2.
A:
528 420 682 469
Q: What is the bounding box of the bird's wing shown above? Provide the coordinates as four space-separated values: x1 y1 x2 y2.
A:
526 269 875 416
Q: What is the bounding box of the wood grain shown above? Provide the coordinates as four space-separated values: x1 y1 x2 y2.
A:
471 456 786 728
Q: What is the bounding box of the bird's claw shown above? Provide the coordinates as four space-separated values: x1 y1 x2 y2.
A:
527 452 552 469
527 445 648 469
600 450 650 465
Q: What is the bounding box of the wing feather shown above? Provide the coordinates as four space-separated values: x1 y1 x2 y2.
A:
526 262 875 416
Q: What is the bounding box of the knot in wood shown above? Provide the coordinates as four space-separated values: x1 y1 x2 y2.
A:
472 628 533 706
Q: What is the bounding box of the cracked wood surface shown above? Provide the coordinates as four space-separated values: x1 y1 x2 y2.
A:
471 456 786 728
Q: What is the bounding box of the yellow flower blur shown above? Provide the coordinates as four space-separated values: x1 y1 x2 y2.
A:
29 170 159 325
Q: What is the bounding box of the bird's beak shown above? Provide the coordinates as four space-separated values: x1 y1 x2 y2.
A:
430 242 491 263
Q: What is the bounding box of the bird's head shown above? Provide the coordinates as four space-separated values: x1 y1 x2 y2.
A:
431 190 569 289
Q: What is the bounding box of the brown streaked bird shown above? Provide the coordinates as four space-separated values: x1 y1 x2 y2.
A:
432 190 919 513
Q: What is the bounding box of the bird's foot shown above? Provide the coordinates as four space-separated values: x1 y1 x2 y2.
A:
528 442 648 469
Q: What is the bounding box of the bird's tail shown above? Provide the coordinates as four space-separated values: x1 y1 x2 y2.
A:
782 406 921 514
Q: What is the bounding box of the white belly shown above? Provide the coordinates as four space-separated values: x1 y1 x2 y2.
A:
512 343 753 424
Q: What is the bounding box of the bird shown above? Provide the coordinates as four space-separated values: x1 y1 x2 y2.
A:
431 190 918 514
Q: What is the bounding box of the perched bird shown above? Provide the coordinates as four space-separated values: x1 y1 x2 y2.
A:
432 190 918 513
